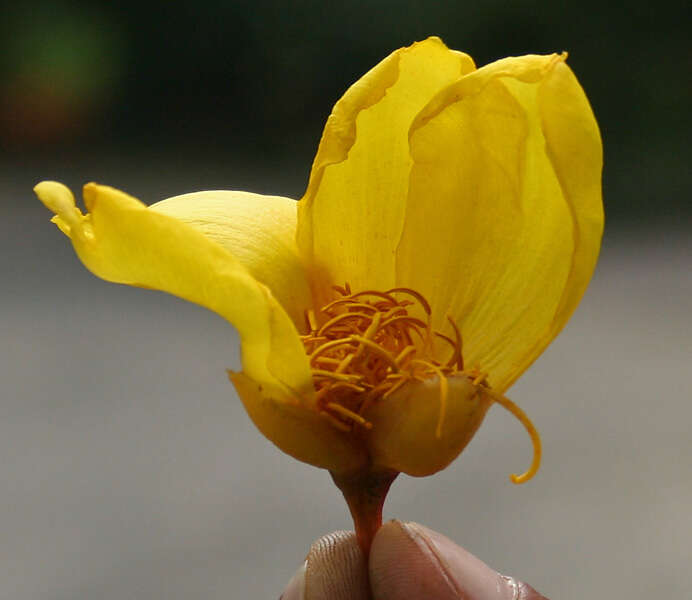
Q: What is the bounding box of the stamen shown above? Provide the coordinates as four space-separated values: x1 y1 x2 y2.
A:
349 290 400 305
327 382 367 393
394 345 416 366
472 371 488 386
434 332 458 366
353 313 383 360
313 356 342 366
322 298 379 314
381 375 410 399
306 309 318 333
310 369 363 383
318 311 371 336
381 306 409 320
336 354 354 373
349 335 400 373
378 315 428 332
446 316 464 370
320 411 352 432
411 359 448 439
326 402 373 429
386 287 432 315
486 389 542 484
309 338 359 363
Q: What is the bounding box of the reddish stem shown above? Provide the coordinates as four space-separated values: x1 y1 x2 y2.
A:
330 468 399 557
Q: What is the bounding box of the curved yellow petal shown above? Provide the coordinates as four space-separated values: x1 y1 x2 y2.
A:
34 181 314 400
230 372 367 474
297 37 475 300
396 54 603 391
151 191 312 327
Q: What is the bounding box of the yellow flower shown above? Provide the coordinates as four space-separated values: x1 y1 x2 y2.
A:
35 38 602 548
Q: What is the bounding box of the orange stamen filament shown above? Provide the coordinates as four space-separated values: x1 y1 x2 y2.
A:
386 287 432 315
411 359 448 439
306 309 318 333
394 345 416 366
311 369 363 383
318 312 373 336
446 316 464 370
350 335 400 373
486 388 542 484
326 402 373 429
320 411 352 432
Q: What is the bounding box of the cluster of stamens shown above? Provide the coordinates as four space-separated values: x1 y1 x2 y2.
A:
301 284 473 436
301 284 542 484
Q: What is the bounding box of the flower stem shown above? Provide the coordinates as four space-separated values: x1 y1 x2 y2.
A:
330 468 399 557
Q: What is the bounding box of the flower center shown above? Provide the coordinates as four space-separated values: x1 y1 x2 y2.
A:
301 284 542 484
301 284 468 435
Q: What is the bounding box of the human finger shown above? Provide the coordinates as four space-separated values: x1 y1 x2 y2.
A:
280 530 369 600
369 521 548 600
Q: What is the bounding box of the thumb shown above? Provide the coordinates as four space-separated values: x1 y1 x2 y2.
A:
369 521 548 600
280 530 369 600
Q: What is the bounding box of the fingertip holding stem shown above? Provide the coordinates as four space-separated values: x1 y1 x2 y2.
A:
330 469 399 557
370 521 550 600
280 531 368 600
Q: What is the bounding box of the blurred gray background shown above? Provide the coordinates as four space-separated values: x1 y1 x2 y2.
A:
1 1 690 599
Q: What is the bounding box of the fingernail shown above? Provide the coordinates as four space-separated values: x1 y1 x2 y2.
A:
403 522 517 600
280 560 306 600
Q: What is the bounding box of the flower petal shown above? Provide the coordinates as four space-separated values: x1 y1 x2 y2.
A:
150 191 312 327
230 372 367 474
396 54 603 391
363 376 492 476
34 181 313 400
297 37 475 299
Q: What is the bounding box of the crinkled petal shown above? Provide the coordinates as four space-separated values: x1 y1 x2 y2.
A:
396 54 603 391
297 37 475 300
34 181 314 400
151 190 312 327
